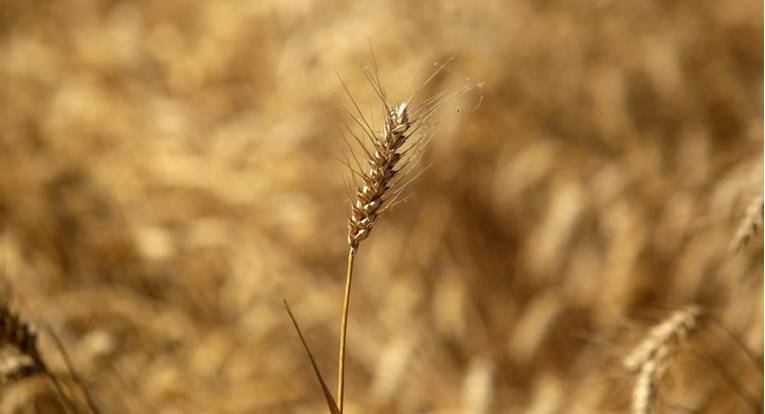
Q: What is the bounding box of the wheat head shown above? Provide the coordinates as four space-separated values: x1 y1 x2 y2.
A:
730 194 764 252
623 305 704 373
0 305 45 380
624 306 705 414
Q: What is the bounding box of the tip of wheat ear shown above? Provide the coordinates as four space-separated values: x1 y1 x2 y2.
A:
730 194 764 252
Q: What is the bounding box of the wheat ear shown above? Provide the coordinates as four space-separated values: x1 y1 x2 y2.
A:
631 359 665 414
0 305 42 361
623 305 704 373
624 306 704 414
336 53 480 412
730 194 763 252
0 305 81 414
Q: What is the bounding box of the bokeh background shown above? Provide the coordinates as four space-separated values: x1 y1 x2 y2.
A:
0 0 762 413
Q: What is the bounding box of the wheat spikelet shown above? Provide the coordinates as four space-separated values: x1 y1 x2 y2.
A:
623 305 704 373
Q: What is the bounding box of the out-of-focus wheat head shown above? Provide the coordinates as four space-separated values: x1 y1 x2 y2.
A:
624 306 704 414
0 306 45 383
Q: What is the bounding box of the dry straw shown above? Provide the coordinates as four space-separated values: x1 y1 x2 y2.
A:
287 49 482 414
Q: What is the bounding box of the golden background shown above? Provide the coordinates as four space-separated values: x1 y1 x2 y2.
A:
0 0 762 413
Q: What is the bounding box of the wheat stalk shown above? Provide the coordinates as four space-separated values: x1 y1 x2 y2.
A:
334 52 481 413
0 305 84 413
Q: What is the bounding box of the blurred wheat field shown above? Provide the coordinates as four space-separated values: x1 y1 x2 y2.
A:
0 0 762 413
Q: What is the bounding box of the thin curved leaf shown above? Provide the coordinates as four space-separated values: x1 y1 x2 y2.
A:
283 300 341 414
